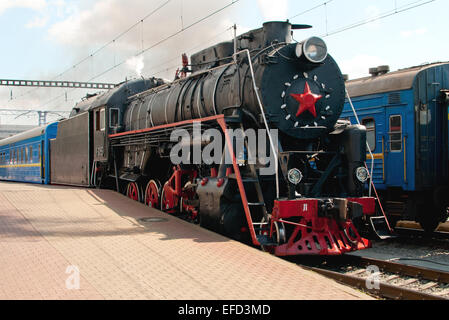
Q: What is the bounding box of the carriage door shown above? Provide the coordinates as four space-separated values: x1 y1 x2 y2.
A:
93 107 108 162
385 108 406 187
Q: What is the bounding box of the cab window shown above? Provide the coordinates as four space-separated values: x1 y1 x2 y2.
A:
110 108 120 128
362 118 376 152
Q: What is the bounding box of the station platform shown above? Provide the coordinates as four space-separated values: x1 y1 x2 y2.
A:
0 182 372 300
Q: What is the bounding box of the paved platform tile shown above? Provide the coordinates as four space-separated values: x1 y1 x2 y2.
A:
0 182 373 300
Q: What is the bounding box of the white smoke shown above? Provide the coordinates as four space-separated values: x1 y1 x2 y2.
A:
257 0 288 21
126 56 145 77
0 0 244 125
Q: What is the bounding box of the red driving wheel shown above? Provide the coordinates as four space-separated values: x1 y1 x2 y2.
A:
126 182 140 202
161 182 177 212
145 180 161 208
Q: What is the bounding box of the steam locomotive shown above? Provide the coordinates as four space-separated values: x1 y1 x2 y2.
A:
1 22 375 256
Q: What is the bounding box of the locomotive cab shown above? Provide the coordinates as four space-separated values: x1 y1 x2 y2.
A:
50 78 164 187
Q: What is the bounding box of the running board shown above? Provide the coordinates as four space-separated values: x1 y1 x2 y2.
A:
370 216 397 240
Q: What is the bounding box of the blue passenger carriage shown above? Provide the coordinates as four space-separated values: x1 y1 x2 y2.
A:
342 62 449 231
0 123 58 184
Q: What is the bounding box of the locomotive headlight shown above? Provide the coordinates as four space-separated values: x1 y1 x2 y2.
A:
296 37 328 63
355 167 369 183
288 168 303 185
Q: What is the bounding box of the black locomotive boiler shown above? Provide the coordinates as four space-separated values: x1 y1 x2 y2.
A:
50 22 375 256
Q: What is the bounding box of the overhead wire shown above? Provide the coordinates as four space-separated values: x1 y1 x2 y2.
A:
288 0 335 20
15 0 437 111
321 0 436 37
148 26 234 77
11 0 173 101
40 0 241 110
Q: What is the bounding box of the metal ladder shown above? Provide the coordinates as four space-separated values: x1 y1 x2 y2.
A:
227 122 274 246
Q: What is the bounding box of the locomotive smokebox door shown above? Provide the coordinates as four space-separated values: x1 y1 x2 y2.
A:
93 106 108 162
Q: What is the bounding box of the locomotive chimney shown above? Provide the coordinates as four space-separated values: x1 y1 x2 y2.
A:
262 21 293 46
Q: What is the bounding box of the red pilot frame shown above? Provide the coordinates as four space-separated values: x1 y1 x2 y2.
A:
268 198 374 256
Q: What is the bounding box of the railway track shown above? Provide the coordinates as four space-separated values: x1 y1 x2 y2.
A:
299 256 449 300
394 228 449 242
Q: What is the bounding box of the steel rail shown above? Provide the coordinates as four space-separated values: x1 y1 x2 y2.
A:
306 266 447 300
355 256 449 284
301 255 449 300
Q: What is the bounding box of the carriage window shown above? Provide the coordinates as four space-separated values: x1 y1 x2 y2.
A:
20 148 24 164
96 111 100 131
110 108 119 128
100 109 105 131
29 146 33 163
16 148 19 164
25 147 28 163
389 115 402 152
96 109 106 131
362 118 376 152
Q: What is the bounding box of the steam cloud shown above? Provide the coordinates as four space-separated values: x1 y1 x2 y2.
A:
257 0 288 21
0 0 261 125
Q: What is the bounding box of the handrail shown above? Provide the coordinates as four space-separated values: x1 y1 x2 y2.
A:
234 49 280 199
403 136 407 183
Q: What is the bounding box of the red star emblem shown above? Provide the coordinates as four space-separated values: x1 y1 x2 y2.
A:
290 82 322 118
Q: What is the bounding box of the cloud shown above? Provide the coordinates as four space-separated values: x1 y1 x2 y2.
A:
46 0 241 82
22 0 72 29
400 28 427 38
0 0 244 123
26 15 49 28
0 0 47 15
340 54 386 79
257 0 288 21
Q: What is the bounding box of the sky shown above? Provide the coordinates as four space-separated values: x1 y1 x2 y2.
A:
0 0 447 125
